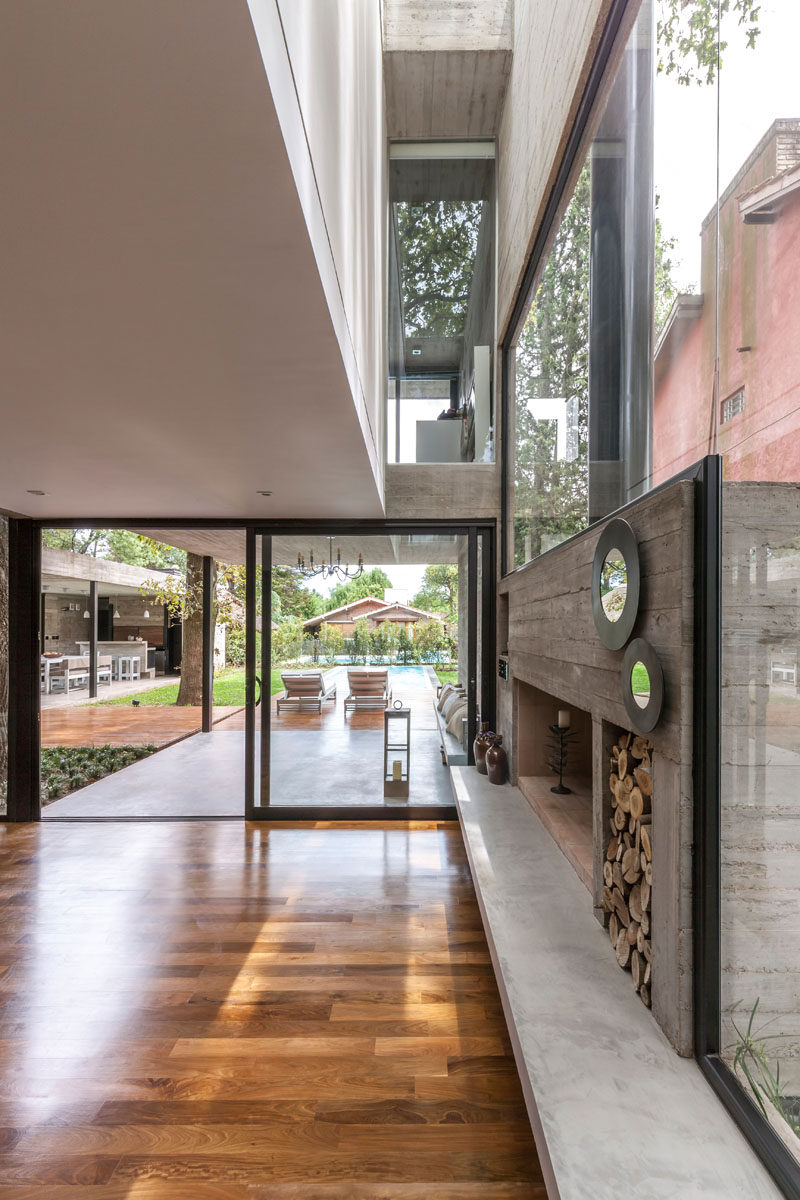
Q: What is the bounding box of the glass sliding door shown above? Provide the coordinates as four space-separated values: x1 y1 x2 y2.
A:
245 524 493 817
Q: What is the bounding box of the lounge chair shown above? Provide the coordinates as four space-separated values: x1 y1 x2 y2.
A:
344 668 392 716
276 670 337 714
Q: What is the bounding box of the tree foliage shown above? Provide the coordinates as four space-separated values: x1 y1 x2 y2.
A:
656 0 760 86
514 166 591 564
396 201 484 337
271 567 324 623
327 569 392 613
42 527 185 570
513 167 688 563
411 565 459 621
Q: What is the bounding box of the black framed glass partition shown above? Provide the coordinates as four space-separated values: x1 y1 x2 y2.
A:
245 523 493 818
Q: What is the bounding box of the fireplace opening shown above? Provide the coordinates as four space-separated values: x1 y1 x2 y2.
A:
515 680 592 891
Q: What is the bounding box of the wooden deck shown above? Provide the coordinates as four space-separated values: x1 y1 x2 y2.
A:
41 706 244 748
0 820 544 1196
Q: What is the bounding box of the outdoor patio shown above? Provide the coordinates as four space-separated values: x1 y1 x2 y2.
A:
42 666 455 816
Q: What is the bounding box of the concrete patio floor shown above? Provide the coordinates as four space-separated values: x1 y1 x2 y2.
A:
42 666 455 816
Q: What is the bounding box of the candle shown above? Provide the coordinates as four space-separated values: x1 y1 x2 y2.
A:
392 760 402 781
558 709 571 729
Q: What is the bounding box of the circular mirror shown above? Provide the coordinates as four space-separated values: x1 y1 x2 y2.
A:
631 661 651 708
621 638 663 732
600 550 627 622
591 519 640 651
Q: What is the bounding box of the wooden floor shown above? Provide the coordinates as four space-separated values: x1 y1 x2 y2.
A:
41 706 244 748
0 820 544 1198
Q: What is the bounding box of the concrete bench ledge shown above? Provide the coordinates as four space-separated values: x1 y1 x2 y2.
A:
451 766 781 1200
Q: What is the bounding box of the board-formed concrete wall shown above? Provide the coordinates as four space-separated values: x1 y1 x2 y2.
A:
498 481 696 1054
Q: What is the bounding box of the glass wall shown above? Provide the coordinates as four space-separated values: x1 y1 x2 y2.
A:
508 0 722 568
507 0 799 1173
253 531 467 811
716 1 800 1166
388 143 495 465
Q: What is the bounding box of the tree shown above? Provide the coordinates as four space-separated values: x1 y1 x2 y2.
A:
320 622 344 664
411 565 458 621
397 626 415 665
513 168 687 563
396 201 484 337
513 165 591 564
352 617 370 663
272 618 305 667
413 619 447 663
41 527 184 570
657 0 760 86
327 569 392 613
176 553 211 706
271 567 324 622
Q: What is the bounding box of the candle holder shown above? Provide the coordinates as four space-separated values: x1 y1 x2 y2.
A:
547 722 578 795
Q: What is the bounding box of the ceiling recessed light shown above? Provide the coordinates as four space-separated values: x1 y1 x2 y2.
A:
256 490 272 497
27 489 47 496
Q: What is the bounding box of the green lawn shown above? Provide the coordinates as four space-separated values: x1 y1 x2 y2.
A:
631 661 650 695
94 666 285 708
434 666 459 685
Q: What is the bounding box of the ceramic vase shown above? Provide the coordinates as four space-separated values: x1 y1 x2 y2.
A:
474 722 493 774
486 735 507 786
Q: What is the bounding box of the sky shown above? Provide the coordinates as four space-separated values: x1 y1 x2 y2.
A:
654 0 800 291
305 563 427 602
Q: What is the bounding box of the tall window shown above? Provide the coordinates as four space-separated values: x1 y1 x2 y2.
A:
388 143 495 465
508 0 726 570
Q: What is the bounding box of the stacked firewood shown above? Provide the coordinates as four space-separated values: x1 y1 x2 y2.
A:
602 732 653 1008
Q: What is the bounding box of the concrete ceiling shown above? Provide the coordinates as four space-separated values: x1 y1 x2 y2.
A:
382 0 512 139
138 528 463 567
0 1 383 520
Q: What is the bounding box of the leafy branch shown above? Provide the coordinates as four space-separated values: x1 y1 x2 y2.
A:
657 0 761 86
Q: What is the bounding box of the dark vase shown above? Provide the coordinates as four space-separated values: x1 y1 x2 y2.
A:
474 722 493 774
486 736 507 786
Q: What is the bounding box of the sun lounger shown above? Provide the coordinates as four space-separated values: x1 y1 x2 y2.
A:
276 670 337 714
344 668 392 716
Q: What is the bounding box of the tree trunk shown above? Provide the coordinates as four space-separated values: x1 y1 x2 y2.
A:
177 553 210 706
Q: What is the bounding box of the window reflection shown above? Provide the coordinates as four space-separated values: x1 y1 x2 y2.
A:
388 144 495 465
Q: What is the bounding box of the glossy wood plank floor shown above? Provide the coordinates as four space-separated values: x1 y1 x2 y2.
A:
0 820 544 1199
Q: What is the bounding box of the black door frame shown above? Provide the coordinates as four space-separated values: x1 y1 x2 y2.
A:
244 519 496 821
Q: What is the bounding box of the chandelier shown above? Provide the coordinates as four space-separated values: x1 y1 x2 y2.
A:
296 537 364 581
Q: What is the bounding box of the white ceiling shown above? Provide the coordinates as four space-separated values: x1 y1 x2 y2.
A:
0 1 384 520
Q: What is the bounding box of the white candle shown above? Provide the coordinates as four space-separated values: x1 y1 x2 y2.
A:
392 760 402 781
558 709 571 729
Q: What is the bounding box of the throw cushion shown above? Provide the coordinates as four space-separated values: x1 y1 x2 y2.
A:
441 690 466 721
446 700 468 739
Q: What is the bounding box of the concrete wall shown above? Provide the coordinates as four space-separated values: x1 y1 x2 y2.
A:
498 481 696 1054
385 463 501 520
721 482 800 1091
247 0 386 502
496 0 611 334
42 594 166 655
